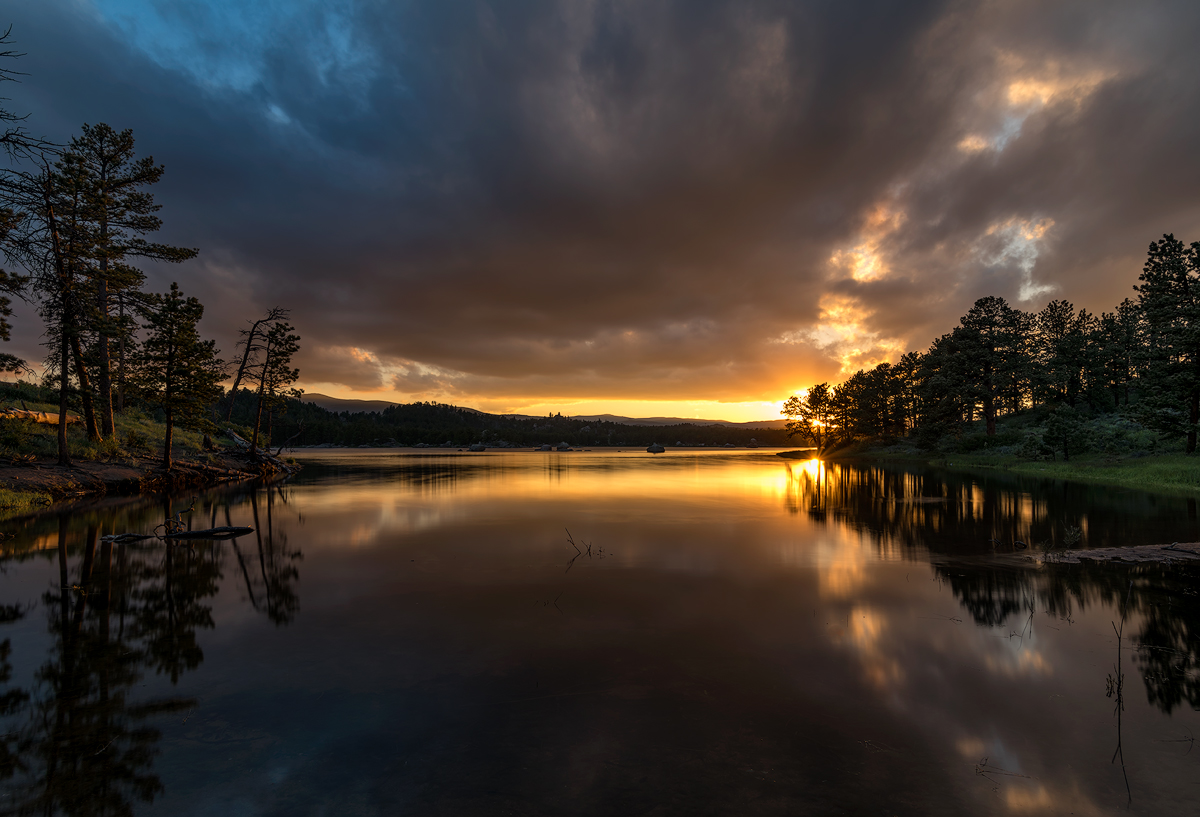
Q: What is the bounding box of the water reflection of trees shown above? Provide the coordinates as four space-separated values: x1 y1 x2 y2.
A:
0 483 303 813
786 459 1200 714
784 459 1200 553
231 487 302 626
0 518 205 814
935 557 1200 715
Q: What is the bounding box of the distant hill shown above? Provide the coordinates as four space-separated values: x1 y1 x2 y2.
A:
302 393 785 428
303 393 401 414
567 414 787 429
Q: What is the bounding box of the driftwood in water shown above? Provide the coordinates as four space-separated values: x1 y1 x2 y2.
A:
165 526 254 540
0 408 79 425
1052 543 1200 564
101 533 158 544
102 526 254 544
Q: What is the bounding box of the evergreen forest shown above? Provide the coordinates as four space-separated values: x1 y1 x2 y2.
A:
783 234 1200 462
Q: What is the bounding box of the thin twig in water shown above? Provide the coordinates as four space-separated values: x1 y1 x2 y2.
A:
1108 580 1134 805
974 757 1032 792
1154 731 1196 755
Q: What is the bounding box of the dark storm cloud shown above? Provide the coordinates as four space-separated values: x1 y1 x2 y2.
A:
4 0 1200 406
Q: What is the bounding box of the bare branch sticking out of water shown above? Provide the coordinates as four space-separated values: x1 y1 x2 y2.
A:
1154 730 1196 755
564 529 603 571
974 757 1033 793
533 592 563 614
1108 581 1134 805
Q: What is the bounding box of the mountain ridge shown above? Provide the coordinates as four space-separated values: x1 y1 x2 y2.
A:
301 393 786 429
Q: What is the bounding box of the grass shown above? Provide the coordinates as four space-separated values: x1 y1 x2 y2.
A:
0 398 232 466
0 486 54 514
961 453 1200 493
833 407 1200 495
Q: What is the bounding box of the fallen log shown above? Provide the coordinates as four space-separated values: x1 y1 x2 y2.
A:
1051 542 1200 564
164 526 254 540
102 526 254 543
0 408 80 425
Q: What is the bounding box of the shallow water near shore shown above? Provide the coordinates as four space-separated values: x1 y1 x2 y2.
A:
1 449 1198 815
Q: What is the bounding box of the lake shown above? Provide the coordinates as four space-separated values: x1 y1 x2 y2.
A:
1 449 1198 815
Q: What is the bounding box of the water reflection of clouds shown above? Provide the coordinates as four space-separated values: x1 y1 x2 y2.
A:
845 605 905 692
283 451 1195 815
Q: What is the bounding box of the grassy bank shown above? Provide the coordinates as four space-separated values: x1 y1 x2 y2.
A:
0 376 255 465
0 399 213 463
0 486 56 514
0 384 281 518
830 407 1200 494
938 452 1200 493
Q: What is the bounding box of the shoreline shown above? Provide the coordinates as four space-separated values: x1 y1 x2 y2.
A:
0 451 295 522
825 444 1200 496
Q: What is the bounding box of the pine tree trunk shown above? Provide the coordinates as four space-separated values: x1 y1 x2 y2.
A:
96 232 115 437
163 406 173 470
69 334 101 441
226 318 268 422
43 183 73 466
251 382 266 455
251 336 273 455
58 330 72 467
97 319 115 436
116 298 127 412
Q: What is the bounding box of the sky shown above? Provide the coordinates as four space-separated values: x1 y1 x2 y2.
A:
3 0 1200 422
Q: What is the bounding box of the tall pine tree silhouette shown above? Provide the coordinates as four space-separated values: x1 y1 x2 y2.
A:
130 283 224 469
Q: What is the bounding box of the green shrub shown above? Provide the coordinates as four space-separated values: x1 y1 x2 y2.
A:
1016 433 1054 461
0 417 31 451
122 428 151 453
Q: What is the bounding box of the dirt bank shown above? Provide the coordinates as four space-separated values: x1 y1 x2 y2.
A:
0 451 289 507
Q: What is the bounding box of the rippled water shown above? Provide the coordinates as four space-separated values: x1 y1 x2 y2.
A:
1 450 1198 815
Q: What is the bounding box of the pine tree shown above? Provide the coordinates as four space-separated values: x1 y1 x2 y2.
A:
225 306 289 422
1134 234 1200 453
65 124 197 438
250 322 301 454
1 161 93 464
130 283 224 470
1042 404 1089 461
782 383 836 452
951 296 1031 435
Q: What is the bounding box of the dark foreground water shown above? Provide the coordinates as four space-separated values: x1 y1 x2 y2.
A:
1 450 1199 816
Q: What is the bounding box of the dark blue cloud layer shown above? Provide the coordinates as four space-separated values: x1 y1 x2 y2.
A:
4 0 1200 403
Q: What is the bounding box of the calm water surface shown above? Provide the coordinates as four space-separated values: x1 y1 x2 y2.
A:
1 450 1199 815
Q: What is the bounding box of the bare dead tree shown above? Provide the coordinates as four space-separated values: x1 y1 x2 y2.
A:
225 306 288 421
0 27 55 162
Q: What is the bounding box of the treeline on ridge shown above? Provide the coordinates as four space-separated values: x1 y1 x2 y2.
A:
784 234 1200 460
223 390 790 449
